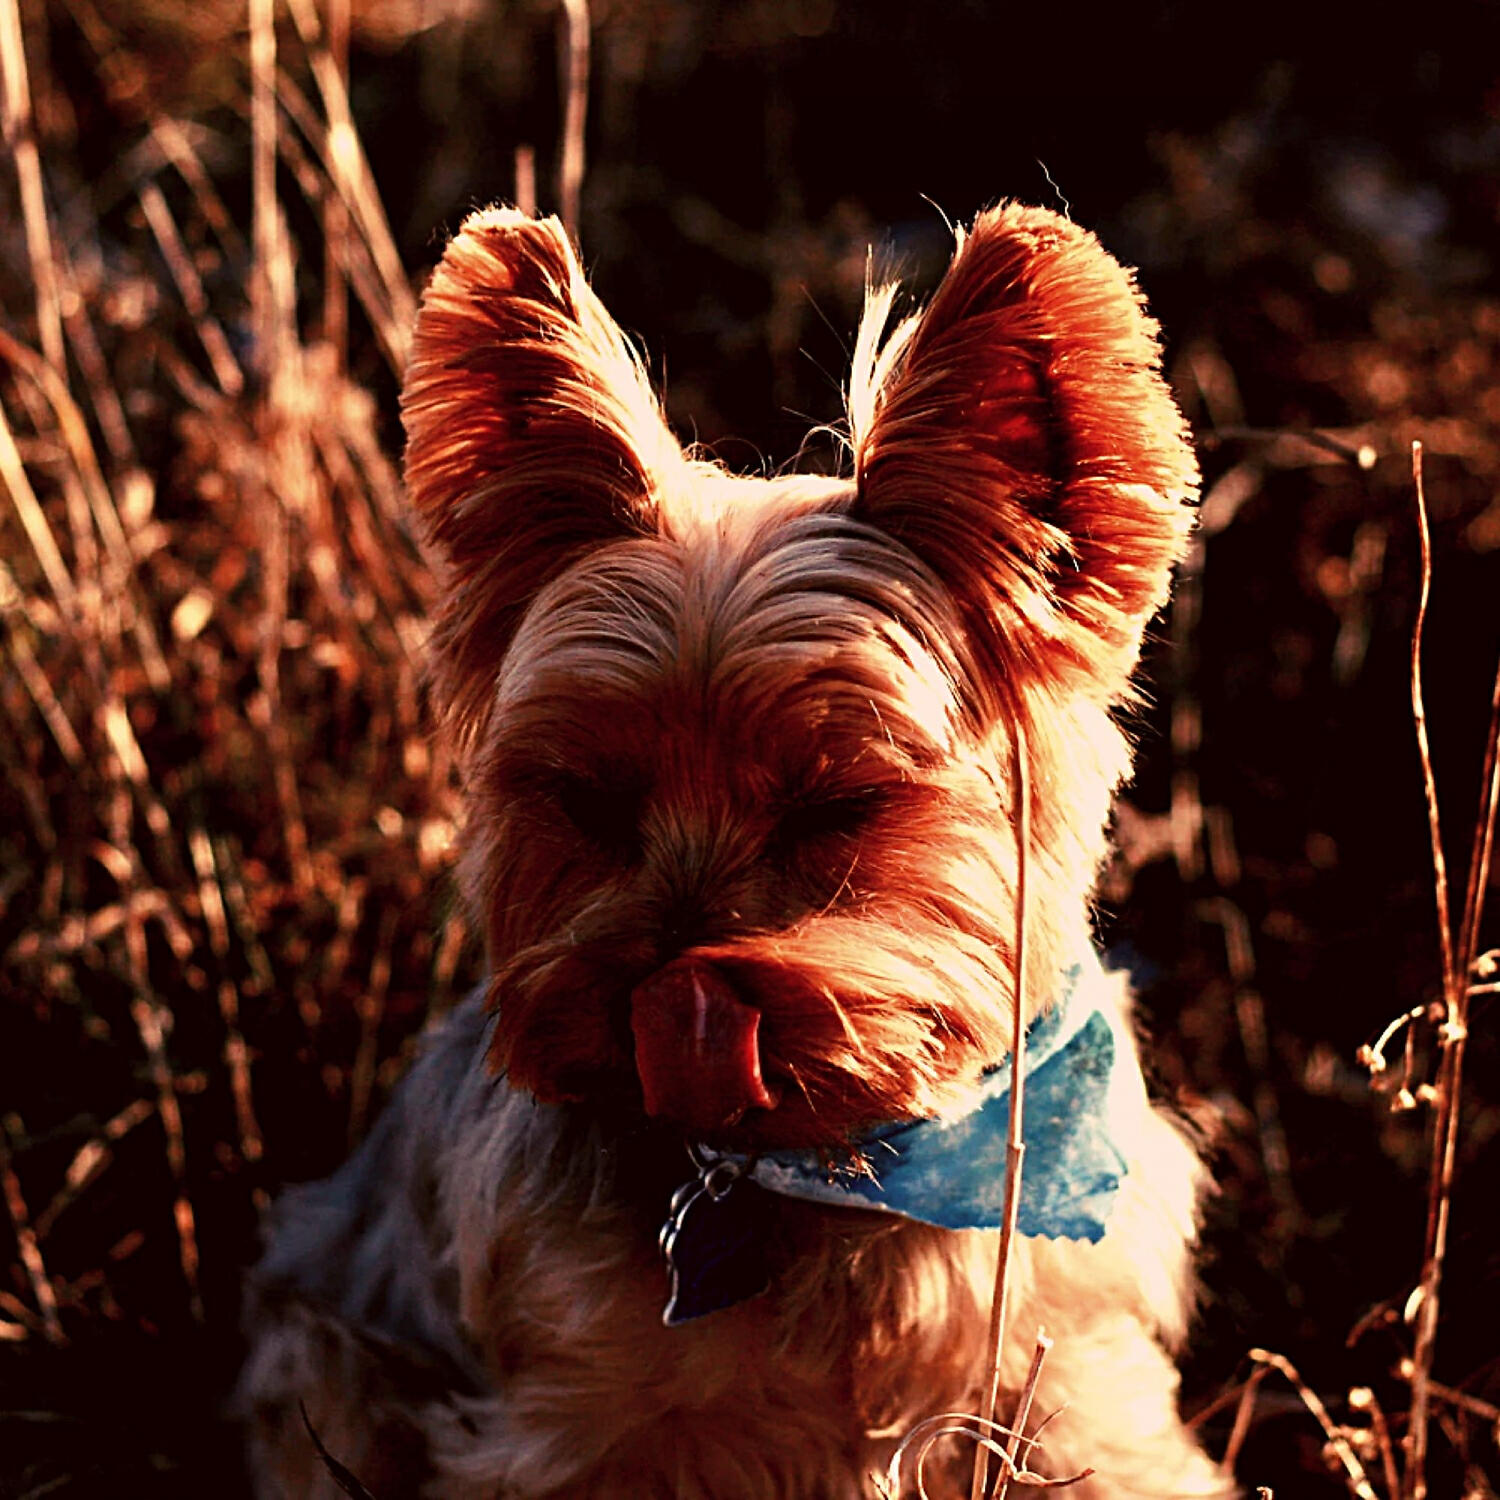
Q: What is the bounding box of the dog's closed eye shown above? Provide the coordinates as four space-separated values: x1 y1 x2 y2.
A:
556 775 645 859
773 788 885 852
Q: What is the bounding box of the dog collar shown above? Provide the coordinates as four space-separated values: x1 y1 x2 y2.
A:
658 953 1132 1325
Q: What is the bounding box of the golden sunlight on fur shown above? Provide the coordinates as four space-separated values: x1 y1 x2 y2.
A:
238 203 1234 1499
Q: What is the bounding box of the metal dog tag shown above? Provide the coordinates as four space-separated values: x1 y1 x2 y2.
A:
659 1152 770 1326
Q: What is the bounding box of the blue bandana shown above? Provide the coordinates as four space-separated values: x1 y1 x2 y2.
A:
658 953 1134 1324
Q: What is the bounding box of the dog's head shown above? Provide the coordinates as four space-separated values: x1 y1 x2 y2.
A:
401 205 1196 1150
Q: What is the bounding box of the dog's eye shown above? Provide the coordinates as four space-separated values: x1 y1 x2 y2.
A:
775 788 884 849
556 777 643 858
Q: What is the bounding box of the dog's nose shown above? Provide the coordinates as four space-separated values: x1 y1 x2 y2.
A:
657 902 707 956
629 959 778 1134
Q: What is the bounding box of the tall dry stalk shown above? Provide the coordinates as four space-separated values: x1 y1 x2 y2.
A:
1403 441 1500 1499
556 0 590 243
250 0 279 390
515 142 537 216
970 722 1033 1500
0 0 62 373
322 0 351 365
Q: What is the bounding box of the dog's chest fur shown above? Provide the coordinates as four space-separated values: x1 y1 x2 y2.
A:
247 969 1214 1499
251 993 997 1498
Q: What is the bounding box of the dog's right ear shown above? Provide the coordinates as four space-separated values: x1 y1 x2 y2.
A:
402 208 680 746
847 204 1197 721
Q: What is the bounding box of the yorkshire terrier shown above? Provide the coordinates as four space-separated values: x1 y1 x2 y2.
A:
239 202 1232 1499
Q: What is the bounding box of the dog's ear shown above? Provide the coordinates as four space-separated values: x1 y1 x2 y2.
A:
402 208 681 745
848 203 1197 716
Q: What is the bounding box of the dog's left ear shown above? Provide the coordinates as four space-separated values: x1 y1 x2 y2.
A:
849 203 1197 715
402 208 682 746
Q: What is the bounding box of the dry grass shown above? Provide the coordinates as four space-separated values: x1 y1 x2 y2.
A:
0 0 467 1370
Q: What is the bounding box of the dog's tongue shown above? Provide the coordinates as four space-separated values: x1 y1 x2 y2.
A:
630 960 777 1133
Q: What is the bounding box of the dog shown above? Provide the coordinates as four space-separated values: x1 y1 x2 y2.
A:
238 201 1232 1499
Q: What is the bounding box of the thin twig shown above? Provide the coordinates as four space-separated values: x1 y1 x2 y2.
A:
1403 439 1499 1499
137 180 245 398
1404 437 1446 1498
556 0 589 243
0 0 65 372
0 392 76 616
250 0 278 390
1356 1004 1428 1079
321 0 350 367
0 598 84 765
1408 442 1455 999
1187 1370 1259 1431
1248 1350 1377 1500
972 721 1031 1500
514 143 537 217
1350 1386 1401 1500
187 824 265 1171
32 1098 155 1239
998 1332 1053 1500
269 67 408 375
97 697 171 840
250 476 315 894
884 1412 1092 1498
1202 897 1297 1225
0 1118 65 1344
1168 528 1205 882
1221 1365 1270 1472
51 232 135 466
1420 1377 1500 1425
1198 425 1378 469
148 114 248 265
282 0 416 351
130 987 203 1322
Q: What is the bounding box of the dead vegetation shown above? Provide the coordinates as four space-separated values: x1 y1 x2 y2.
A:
0 4 470 1487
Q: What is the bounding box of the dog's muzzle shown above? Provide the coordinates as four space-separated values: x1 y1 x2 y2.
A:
630 959 779 1134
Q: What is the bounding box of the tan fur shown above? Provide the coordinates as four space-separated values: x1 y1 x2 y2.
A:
240 203 1233 1498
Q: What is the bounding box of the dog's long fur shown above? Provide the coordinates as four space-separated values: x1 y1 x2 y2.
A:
239 203 1233 1498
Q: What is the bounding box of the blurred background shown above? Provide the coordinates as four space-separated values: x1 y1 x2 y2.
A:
2 0 1499 1494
